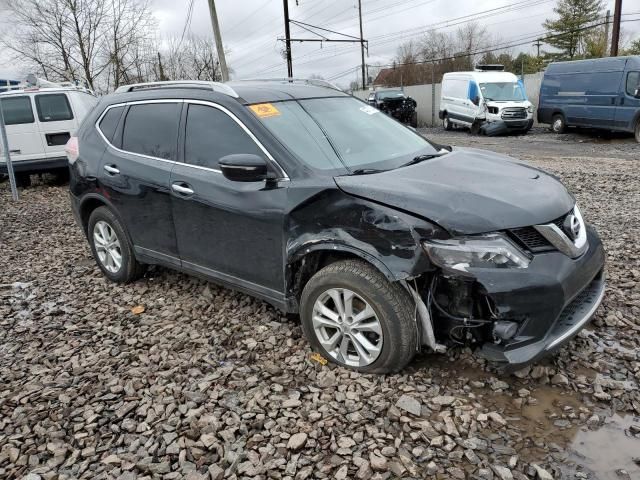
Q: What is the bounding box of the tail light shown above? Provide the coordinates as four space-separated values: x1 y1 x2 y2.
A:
65 136 79 164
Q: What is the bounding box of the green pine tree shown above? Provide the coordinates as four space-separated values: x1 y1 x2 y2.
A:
543 0 603 59
624 38 640 56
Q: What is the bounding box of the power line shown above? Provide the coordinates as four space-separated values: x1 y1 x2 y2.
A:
368 18 640 69
235 0 547 76
177 0 196 50
224 0 272 35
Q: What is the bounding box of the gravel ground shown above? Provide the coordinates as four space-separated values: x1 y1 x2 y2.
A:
1 131 639 480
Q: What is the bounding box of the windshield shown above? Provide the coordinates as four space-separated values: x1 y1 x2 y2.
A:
377 90 404 99
249 96 437 173
479 82 526 101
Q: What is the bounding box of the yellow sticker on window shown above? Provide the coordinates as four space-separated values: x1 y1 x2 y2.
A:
249 103 281 118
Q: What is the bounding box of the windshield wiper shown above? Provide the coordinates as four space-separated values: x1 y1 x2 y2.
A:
400 152 447 168
351 168 387 175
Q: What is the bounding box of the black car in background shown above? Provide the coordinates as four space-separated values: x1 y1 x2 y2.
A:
367 89 418 127
67 79 605 373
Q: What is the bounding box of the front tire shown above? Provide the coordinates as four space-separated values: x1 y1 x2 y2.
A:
300 260 418 373
88 206 145 283
635 120 640 143
410 111 418 128
443 114 453 131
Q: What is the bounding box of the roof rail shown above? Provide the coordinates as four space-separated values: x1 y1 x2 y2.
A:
235 77 343 92
114 80 238 98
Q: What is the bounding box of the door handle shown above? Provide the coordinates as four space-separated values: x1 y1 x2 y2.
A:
103 164 120 175
620 97 625 105
171 183 194 195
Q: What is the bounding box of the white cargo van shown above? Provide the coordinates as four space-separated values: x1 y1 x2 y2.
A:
0 80 97 186
439 67 534 134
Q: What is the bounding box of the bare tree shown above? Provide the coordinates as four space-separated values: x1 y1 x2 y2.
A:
106 0 156 89
162 36 227 82
2 0 157 91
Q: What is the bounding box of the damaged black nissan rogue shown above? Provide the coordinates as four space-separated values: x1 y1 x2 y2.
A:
67 79 606 373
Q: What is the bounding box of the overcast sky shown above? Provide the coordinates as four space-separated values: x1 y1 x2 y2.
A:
2 0 638 85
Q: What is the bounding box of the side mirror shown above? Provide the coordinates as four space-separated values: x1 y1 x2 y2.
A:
472 96 480 106
634 88 640 99
219 154 271 182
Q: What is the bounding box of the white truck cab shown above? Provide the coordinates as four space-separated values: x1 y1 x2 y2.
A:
439 67 534 134
0 79 97 185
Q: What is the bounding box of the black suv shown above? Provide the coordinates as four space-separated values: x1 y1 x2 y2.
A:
68 79 605 373
367 89 417 127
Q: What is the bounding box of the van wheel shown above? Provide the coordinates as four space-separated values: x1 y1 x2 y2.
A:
443 114 453 131
300 260 417 373
551 114 566 134
635 120 640 143
88 206 145 283
15 173 31 188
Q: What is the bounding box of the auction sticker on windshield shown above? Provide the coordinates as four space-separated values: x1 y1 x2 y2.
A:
359 105 378 115
249 103 281 118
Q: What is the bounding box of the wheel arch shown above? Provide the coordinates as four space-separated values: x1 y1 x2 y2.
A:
79 194 133 246
286 244 397 308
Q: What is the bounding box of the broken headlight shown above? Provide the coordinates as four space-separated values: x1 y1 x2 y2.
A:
423 234 531 272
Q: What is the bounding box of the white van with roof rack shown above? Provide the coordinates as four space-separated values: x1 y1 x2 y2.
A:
439 66 534 134
0 76 97 186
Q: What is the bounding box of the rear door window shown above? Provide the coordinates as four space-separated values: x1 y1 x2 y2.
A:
35 94 74 122
0 96 34 125
626 72 640 96
122 103 181 161
184 104 263 169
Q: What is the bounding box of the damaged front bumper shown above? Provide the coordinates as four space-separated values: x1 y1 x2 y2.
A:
422 225 606 369
472 226 605 368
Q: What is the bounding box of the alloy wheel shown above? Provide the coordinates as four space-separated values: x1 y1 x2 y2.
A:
312 288 383 367
93 220 123 273
553 118 563 133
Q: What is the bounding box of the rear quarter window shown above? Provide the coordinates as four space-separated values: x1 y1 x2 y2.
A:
0 96 34 125
36 94 74 122
98 106 125 144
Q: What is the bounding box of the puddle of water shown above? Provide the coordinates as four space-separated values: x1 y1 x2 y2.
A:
565 414 640 479
411 354 640 477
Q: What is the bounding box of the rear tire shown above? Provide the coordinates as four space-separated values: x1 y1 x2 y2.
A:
551 114 567 134
443 114 453 131
88 206 145 283
300 260 418 373
635 120 640 143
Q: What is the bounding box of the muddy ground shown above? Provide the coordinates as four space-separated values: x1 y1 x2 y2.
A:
1 129 639 479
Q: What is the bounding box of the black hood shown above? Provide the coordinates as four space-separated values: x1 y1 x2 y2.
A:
334 147 575 235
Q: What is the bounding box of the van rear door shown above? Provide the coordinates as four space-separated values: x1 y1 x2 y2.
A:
34 93 76 158
0 95 45 163
614 59 640 133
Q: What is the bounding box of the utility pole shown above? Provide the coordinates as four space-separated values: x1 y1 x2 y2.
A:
283 0 293 77
533 39 542 57
610 0 622 57
207 0 229 81
358 0 366 90
604 9 611 57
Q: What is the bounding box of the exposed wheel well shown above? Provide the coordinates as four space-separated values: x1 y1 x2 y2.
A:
80 198 107 233
288 250 391 304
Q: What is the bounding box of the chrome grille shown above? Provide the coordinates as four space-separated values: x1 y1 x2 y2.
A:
501 107 527 120
509 227 554 252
